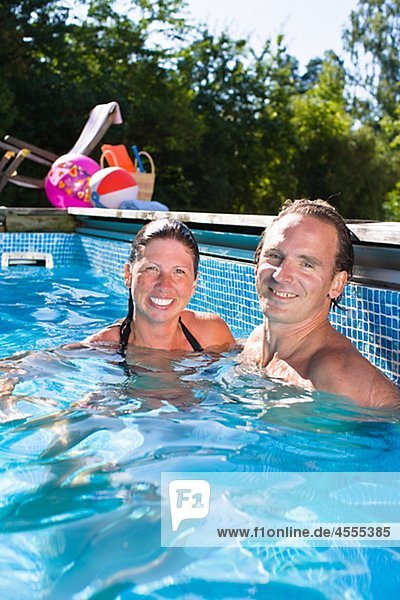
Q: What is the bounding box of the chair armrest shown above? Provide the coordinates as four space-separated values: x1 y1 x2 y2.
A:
4 135 57 163
8 173 45 189
0 139 54 166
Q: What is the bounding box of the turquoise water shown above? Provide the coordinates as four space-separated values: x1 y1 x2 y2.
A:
1 266 400 598
0 265 125 357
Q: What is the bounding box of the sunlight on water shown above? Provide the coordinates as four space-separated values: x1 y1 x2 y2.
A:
1 345 400 598
1 266 400 598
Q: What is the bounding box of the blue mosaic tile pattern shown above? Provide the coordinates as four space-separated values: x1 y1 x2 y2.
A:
330 285 400 384
191 255 262 338
0 232 78 264
76 235 129 276
0 232 399 384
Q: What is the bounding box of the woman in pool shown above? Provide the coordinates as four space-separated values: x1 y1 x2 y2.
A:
86 218 235 353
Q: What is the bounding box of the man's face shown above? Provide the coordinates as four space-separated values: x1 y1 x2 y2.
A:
256 213 347 327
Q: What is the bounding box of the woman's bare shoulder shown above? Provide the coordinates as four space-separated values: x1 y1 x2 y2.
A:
182 310 236 348
185 309 227 324
82 321 122 346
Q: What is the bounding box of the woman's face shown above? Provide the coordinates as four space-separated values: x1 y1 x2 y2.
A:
124 238 197 324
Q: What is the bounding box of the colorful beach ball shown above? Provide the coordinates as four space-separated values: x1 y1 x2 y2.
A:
45 153 100 209
89 167 138 209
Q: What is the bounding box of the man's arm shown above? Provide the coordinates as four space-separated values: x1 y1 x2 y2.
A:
310 349 400 408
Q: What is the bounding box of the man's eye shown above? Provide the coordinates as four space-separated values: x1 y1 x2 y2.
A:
303 261 314 269
265 252 281 261
146 265 158 272
175 268 186 275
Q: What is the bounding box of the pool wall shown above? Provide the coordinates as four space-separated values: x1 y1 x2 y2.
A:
1 230 399 385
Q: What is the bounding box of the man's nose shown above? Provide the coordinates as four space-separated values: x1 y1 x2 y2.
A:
272 259 293 282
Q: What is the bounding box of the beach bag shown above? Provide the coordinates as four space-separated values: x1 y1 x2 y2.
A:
100 144 135 172
134 151 156 201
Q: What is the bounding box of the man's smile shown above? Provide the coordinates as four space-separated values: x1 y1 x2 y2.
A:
270 288 297 299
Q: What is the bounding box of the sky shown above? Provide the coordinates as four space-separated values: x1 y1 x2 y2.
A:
184 0 360 70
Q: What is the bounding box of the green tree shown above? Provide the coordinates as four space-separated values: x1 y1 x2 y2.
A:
292 55 394 218
343 0 400 219
252 38 299 213
381 105 400 218
0 0 199 206
292 56 353 210
1 0 398 218
344 0 400 120
176 33 300 213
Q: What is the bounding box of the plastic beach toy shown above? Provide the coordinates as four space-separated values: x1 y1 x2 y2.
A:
45 153 100 209
89 167 138 209
101 144 136 173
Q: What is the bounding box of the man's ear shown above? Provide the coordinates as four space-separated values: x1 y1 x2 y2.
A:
124 263 132 288
329 271 347 299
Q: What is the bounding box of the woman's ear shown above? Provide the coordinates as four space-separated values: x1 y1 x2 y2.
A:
329 270 347 299
124 263 132 288
191 275 198 297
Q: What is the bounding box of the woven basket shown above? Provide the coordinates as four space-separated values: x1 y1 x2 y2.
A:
134 151 156 201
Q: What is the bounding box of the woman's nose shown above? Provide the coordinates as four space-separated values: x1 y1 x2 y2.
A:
156 270 173 288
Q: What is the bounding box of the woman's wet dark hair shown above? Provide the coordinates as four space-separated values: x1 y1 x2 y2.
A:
119 218 200 352
255 198 355 309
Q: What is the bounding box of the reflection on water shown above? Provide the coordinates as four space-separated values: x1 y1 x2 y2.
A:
0 345 400 599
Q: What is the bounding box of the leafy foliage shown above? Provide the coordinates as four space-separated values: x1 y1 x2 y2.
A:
0 0 399 219
344 0 400 120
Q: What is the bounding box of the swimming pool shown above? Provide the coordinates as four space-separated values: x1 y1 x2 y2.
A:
0 231 400 598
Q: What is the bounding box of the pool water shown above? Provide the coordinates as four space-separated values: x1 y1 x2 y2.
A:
1 266 400 598
0 265 127 358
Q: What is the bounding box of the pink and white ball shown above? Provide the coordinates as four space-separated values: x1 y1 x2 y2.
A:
89 167 138 209
45 153 100 209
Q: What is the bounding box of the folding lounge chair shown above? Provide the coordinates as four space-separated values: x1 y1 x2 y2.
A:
0 101 123 193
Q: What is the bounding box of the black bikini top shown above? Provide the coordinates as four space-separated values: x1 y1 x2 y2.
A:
179 317 203 352
118 316 203 353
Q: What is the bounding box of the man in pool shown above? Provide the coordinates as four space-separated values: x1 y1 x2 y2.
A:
242 198 400 408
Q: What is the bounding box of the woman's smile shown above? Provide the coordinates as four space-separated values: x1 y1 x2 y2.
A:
148 296 175 308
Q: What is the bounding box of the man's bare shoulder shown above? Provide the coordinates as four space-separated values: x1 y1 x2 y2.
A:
309 345 400 408
241 324 264 363
243 324 264 347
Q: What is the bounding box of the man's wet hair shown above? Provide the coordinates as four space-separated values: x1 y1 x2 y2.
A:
120 218 200 351
255 198 355 309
